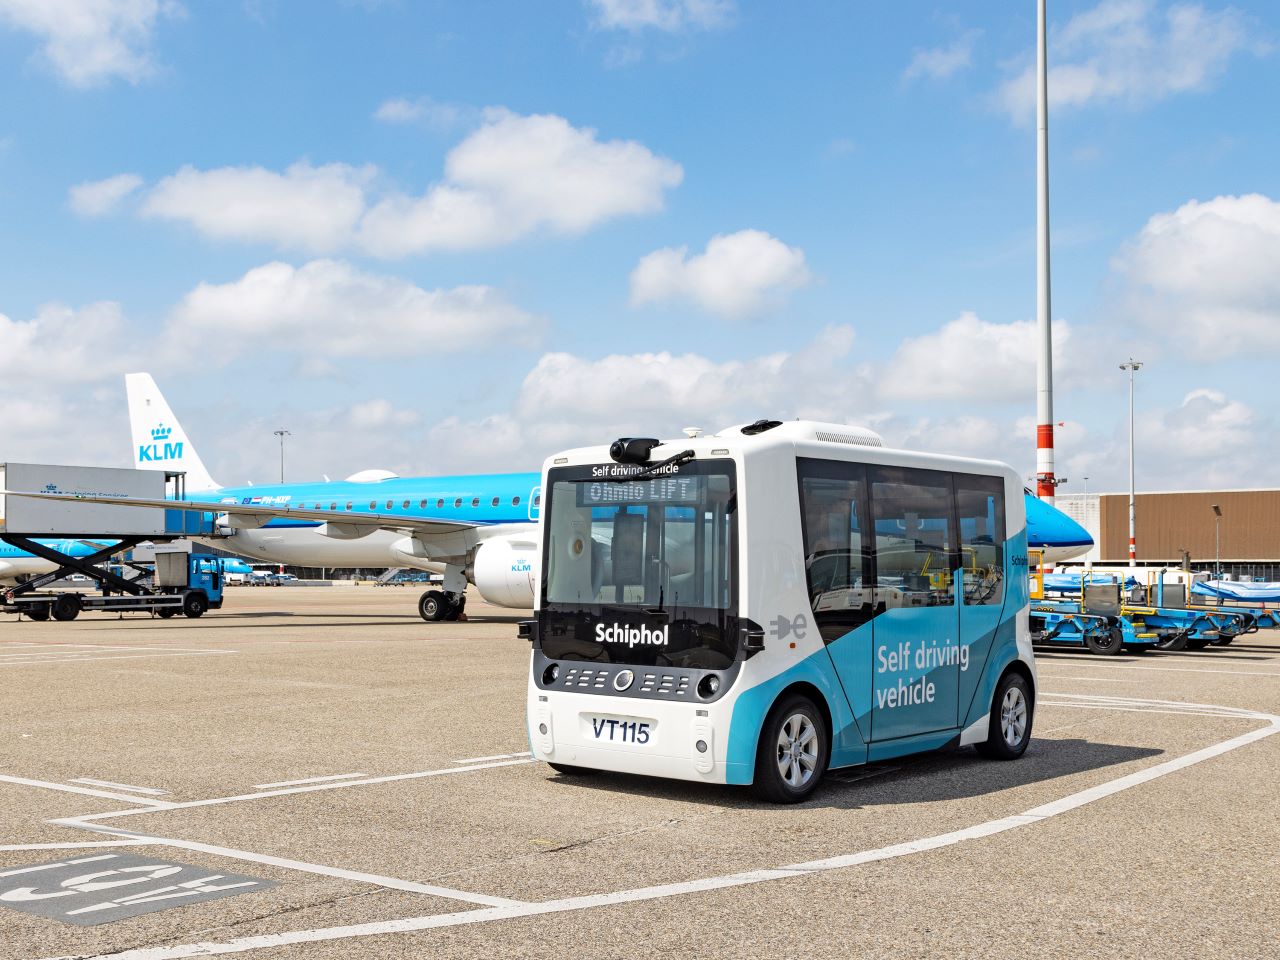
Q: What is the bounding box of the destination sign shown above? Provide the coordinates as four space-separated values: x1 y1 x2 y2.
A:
576 476 702 507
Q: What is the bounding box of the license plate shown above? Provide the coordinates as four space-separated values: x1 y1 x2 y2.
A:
588 716 652 745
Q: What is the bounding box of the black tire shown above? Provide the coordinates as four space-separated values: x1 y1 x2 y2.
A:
418 590 448 622
1086 627 1124 656
157 608 179 619
182 592 207 618
976 671 1034 760
1211 635 1234 646
1155 631 1189 652
51 594 81 622
26 604 50 622
444 595 467 622
751 694 829 804
548 763 598 776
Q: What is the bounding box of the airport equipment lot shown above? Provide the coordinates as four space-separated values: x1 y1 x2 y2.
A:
3 589 1279 959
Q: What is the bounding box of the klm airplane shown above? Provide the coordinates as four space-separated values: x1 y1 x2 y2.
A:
14 374 1094 622
0 539 110 585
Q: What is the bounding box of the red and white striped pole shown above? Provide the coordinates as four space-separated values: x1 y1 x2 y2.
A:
1035 0 1056 504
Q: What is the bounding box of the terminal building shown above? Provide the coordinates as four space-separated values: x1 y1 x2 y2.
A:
1056 489 1280 580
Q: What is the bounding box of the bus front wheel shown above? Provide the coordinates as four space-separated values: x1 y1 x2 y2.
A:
976 672 1033 760
752 694 829 804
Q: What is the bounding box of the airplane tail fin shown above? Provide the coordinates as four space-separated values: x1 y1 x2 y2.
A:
125 373 221 492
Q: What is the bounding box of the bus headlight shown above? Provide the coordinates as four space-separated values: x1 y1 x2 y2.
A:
697 674 720 699
543 663 559 685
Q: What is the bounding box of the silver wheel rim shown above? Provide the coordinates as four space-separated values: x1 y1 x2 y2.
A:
775 713 818 789
1000 687 1028 747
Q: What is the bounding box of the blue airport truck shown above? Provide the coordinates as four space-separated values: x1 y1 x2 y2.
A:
4 552 225 621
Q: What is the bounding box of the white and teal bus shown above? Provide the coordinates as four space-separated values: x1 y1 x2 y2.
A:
523 419 1034 803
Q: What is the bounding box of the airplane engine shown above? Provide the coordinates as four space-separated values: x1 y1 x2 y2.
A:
472 536 538 609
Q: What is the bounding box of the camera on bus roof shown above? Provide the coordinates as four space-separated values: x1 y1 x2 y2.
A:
610 438 661 464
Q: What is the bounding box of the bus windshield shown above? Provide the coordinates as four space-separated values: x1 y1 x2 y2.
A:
540 460 738 667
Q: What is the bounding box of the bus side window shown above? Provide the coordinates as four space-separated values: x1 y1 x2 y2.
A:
871 467 956 608
955 477 1005 606
797 459 873 642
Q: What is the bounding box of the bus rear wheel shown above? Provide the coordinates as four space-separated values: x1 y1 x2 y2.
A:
976 672 1033 760
751 694 828 804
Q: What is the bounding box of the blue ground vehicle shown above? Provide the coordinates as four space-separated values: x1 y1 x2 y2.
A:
4 550 225 621
524 420 1034 803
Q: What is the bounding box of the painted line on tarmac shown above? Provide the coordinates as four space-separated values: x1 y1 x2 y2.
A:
0 651 235 667
59 695 1280 960
66 758 537 824
70 779 171 796
1037 674 1135 683
0 841 151 851
252 774 367 789
452 752 532 764
0 774 177 808
1064 663 1280 679
59 821 524 908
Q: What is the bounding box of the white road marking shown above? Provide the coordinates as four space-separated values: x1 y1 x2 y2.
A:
55 695 1279 960
66 758 536 825
62 822 523 908
252 774 367 789
451 752 532 764
0 650 234 667
0 841 151 851
0 854 116 879
1037 674 1135 683
0 774 177 808
70 778 170 796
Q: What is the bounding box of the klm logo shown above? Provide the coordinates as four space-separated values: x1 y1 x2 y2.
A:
511 558 532 574
138 424 184 463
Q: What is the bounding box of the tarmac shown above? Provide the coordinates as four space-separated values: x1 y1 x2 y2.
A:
2 587 1277 959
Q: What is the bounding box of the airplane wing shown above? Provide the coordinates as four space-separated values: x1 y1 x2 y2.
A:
1 490 479 536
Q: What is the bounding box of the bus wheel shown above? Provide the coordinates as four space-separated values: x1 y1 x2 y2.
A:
548 763 598 776
26 604 50 621
977 672 1033 760
752 694 828 804
418 590 447 622
52 594 81 622
1086 627 1124 656
182 592 207 618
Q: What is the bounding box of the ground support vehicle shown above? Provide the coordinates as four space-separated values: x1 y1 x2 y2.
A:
1029 601 1156 655
522 419 1035 803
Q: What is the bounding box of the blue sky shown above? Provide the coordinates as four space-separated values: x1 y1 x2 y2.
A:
1 0 1277 493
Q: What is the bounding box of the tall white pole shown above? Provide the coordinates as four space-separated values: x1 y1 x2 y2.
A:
1035 0 1057 504
1120 359 1142 566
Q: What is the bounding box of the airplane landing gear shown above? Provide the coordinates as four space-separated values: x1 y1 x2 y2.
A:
418 590 467 622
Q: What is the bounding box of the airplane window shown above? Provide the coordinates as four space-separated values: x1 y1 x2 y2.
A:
471 497 480 507
534 494 541 507
403 500 410 509
386 500 394 509
330 503 337 510
512 496 520 506
369 501 376 509
453 498 462 508
419 499 427 508
346 501 353 510
437 498 444 509
491 496 500 507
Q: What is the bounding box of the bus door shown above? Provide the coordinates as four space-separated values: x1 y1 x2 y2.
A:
798 459 874 744
954 476 1007 722
868 467 961 741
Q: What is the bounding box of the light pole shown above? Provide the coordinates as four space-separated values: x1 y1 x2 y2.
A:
1083 475 1089 496
1119 359 1142 566
1211 503 1222 580
273 429 291 483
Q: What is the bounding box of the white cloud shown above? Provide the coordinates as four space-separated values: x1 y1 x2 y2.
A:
68 172 142 216
629 229 811 319
168 259 541 360
1158 388 1255 459
424 325 873 472
141 162 374 253
587 0 733 33
0 0 180 87
995 0 1262 120
0 301 132 383
877 311 1077 403
107 110 681 257
1112 193 1280 356
373 96 472 131
904 30 980 81
359 109 683 256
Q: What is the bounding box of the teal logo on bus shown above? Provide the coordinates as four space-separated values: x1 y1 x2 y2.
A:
139 424 183 463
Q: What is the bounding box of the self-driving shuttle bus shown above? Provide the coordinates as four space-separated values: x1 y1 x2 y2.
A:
524 419 1034 803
